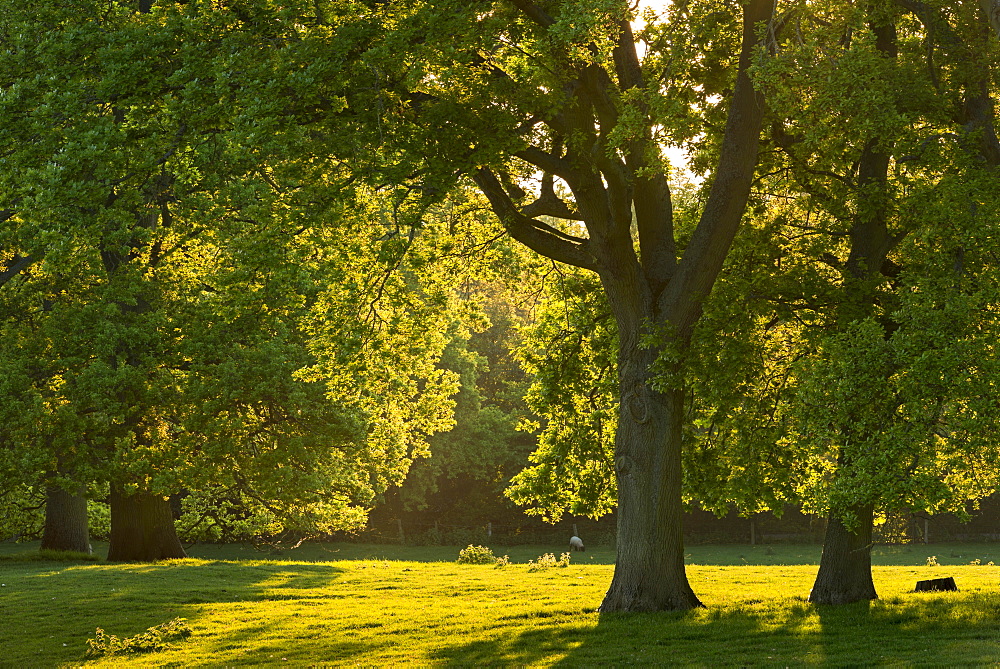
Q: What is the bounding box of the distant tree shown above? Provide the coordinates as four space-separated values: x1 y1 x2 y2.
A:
751 0 1000 604
394 280 540 526
0 2 459 560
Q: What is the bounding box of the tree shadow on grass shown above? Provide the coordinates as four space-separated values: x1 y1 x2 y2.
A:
431 593 1000 666
2 559 346 666
429 606 793 666
810 592 1000 665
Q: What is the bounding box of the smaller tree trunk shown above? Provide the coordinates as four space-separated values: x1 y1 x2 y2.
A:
40 485 91 554
107 486 187 562
809 504 877 605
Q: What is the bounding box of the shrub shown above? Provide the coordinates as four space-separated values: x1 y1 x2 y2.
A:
85 618 192 659
926 555 939 567
457 545 498 565
527 552 571 572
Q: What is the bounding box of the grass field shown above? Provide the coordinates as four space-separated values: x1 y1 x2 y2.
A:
2 540 1000 666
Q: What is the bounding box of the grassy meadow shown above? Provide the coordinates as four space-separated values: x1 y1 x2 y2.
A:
2 540 1000 666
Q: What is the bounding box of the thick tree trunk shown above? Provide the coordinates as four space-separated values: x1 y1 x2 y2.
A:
40 485 91 554
600 345 702 612
809 504 877 605
107 486 186 562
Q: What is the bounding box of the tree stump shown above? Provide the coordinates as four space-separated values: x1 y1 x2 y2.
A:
914 577 958 592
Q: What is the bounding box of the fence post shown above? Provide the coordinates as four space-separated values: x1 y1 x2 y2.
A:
487 522 492 538
924 518 929 545
751 519 756 546
397 519 404 544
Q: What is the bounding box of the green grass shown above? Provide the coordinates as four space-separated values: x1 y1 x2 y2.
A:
2 540 1000 666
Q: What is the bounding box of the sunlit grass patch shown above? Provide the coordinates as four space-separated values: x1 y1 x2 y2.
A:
2 544 1000 666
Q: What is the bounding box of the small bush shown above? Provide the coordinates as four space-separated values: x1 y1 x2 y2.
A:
926 555 939 567
456 545 510 567
457 545 497 565
528 552 571 572
85 618 192 659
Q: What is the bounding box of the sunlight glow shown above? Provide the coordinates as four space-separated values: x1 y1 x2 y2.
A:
633 0 692 181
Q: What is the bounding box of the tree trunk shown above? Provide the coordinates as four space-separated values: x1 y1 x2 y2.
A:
600 344 702 612
40 485 91 554
809 504 877 605
807 23 895 608
106 486 186 562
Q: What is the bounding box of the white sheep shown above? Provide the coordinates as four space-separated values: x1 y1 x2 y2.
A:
569 535 585 551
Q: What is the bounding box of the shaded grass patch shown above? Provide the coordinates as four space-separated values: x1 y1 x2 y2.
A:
2 542 1000 666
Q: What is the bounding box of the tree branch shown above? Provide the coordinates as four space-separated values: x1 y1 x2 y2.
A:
515 147 580 183
613 19 644 91
0 254 36 288
473 168 597 271
657 0 774 337
508 0 556 27
520 191 584 220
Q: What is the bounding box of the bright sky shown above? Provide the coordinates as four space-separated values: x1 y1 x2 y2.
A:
633 0 692 179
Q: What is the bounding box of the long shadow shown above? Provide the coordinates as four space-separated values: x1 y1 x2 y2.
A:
430 606 792 666
1 558 346 666
810 592 1000 664
432 593 1000 666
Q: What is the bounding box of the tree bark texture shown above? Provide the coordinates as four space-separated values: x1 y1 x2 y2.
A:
809 504 877 604
40 485 91 554
107 486 187 561
600 344 701 611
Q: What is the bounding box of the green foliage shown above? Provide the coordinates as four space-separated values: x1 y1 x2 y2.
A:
500 0 1000 531
411 524 489 548
87 500 111 542
85 618 192 659
174 489 283 544
733 4 1000 529
507 270 618 522
456 544 498 565
0 485 43 541
527 551 572 571
2 0 998 580
0 486 110 542
382 238 544 526
0 0 480 544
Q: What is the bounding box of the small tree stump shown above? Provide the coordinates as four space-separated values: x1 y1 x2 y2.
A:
915 577 958 592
